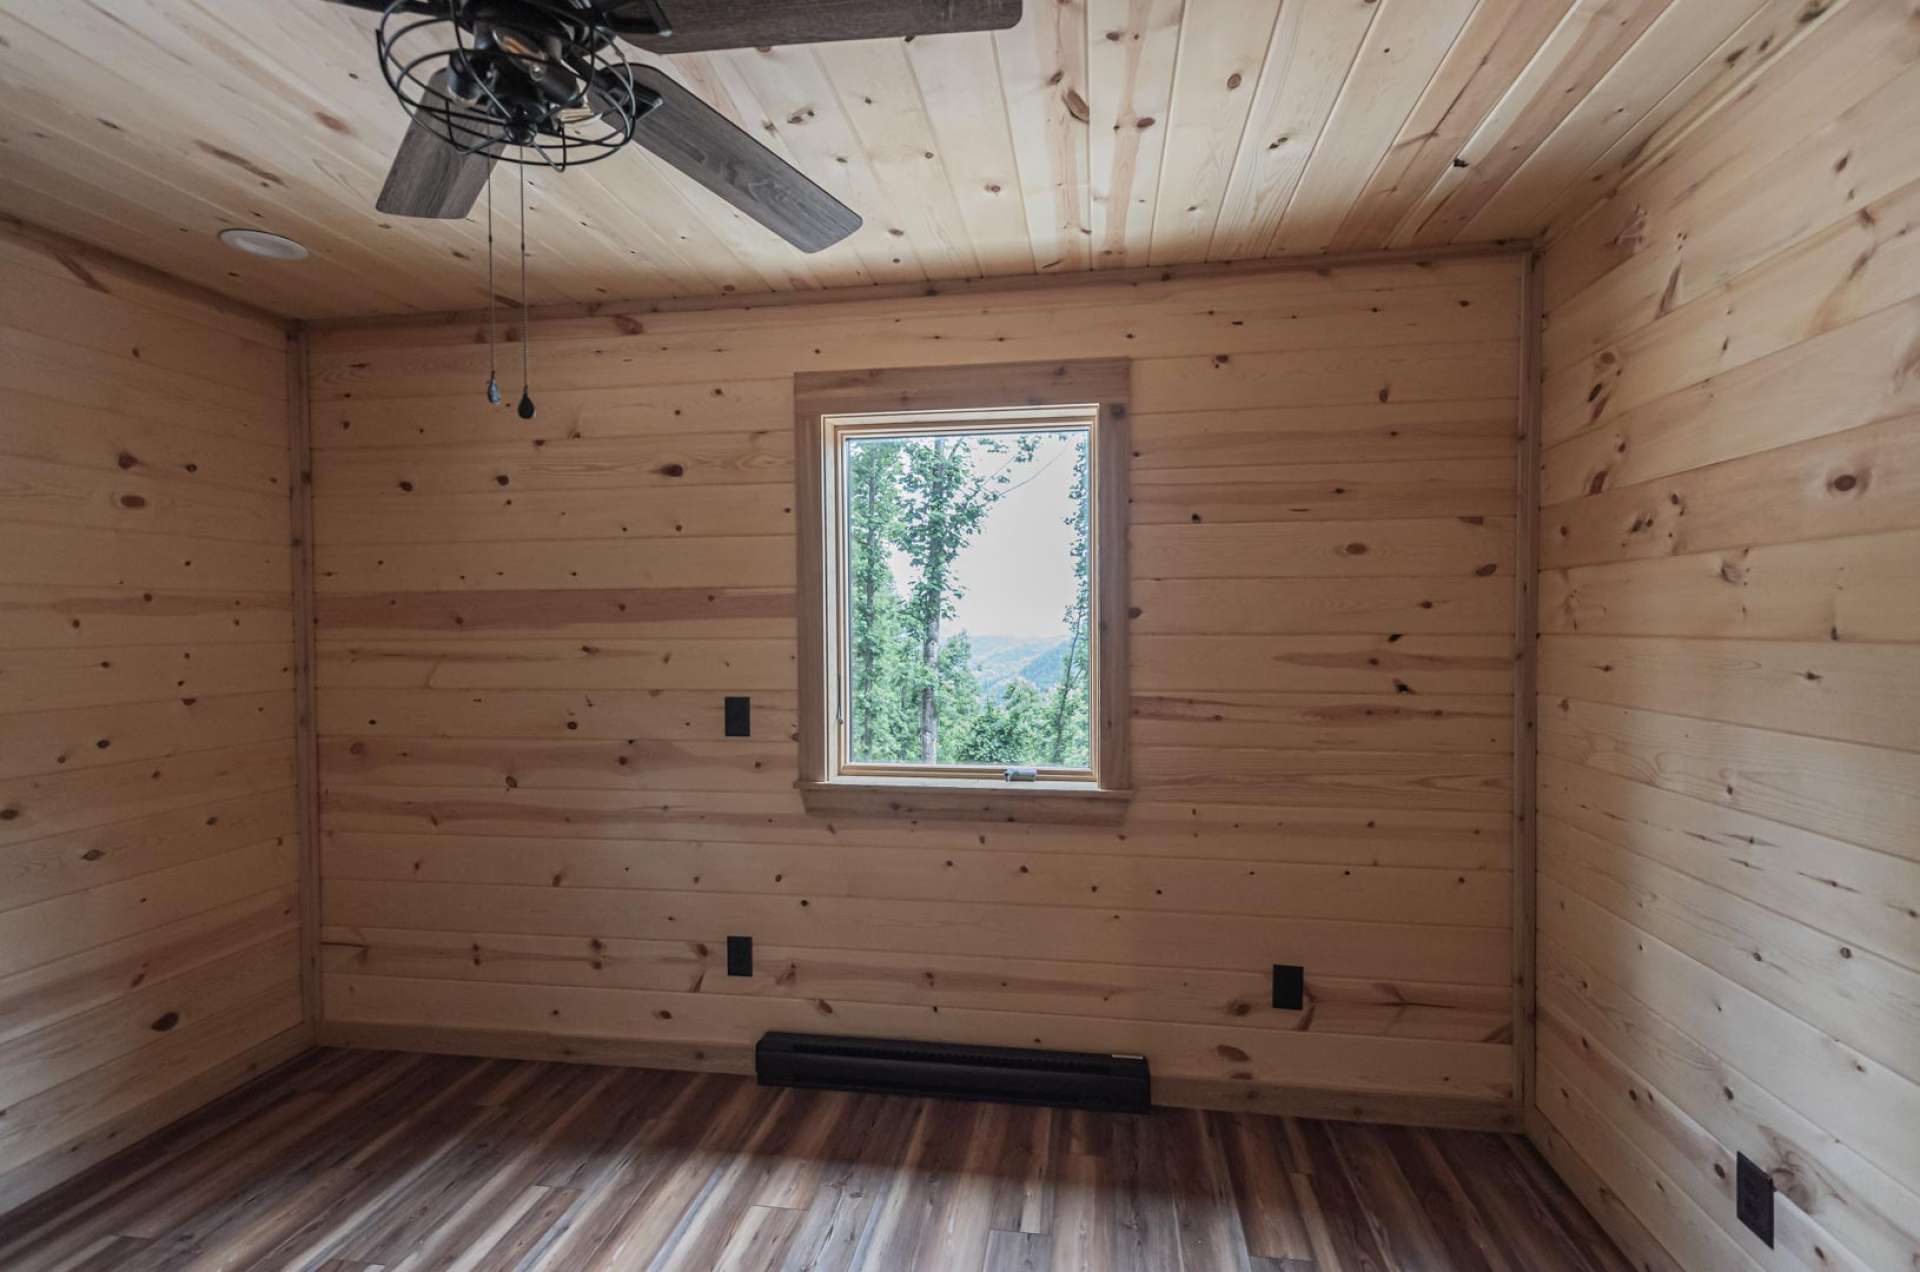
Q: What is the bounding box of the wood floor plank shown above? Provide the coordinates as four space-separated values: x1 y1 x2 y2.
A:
1386 1125 1511 1271
0 1049 1628 1271
986 1104 1056 1237
470 1185 579 1272
1218 1109 1316 1263
64 1235 153 1270
1289 1118 1393 1272
982 1228 1051 1272
1166 1106 1253 1272
1449 1130 1626 1272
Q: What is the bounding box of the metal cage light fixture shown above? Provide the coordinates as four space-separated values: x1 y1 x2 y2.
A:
375 0 651 170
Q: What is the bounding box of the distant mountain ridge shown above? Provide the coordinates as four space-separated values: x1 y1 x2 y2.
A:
964 632 1071 700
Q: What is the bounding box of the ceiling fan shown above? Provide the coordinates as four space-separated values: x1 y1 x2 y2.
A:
317 0 1024 252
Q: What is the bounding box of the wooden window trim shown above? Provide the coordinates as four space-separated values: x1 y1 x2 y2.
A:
794 359 1132 823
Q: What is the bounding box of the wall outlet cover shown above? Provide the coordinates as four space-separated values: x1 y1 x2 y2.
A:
1271 964 1305 1011
727 935 753 977
724 696 751 737
1736 1152 1775 1247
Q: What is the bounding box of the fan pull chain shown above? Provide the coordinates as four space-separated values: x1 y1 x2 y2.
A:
516 163 536 420
484 169 502 407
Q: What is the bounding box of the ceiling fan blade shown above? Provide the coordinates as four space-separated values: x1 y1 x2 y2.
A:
619 65 861 252
374 69 505 219
314 0 439 14
611 0 1022 54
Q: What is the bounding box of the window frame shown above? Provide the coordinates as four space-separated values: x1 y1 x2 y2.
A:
794 359 1131 821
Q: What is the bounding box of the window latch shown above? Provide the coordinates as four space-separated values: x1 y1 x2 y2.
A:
1003 766 1038 783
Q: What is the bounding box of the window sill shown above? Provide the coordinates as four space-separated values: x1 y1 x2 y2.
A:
798 778 1132 825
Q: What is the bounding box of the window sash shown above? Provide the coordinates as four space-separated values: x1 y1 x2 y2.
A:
822 406 1102 785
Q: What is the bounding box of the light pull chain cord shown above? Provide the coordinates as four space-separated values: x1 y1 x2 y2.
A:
517 162 535 419
485 168 501 406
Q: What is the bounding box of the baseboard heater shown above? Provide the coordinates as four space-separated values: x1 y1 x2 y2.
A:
755 1032 1150 1113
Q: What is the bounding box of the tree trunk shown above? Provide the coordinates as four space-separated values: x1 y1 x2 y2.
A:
918 621 939 763
854 467 878 758
1047 622 1082 764
917 438 947 763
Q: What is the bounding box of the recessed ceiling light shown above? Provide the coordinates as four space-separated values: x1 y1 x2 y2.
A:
218 228 309 261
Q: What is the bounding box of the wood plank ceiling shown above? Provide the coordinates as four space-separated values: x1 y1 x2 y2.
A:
0 0 1816 319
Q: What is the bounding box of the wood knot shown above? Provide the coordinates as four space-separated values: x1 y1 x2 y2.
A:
150 1011 180 1032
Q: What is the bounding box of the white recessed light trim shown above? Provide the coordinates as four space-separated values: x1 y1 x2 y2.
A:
218 228 309 261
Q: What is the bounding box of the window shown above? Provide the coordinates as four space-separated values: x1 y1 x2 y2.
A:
795 360 1130 820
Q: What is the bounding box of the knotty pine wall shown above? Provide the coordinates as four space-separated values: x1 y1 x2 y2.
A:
1529 3 1920 1270
0 220 309 1210
308 252 1527 1124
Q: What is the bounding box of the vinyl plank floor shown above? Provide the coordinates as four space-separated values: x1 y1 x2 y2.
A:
0 1049 1628 1271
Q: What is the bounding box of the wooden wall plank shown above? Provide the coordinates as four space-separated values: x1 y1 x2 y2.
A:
1537 755 1920 970
1529 17 1920 1269
0 643 292 714
1539 528 1920 643
0 887 298 1045
322 786 1511 869
0 692 296 780
321 831 1508 928
319 926 1510 1044
0 216 306 1210
0 791 297 915
1539 696 1920 862
1539 880 1920 1210
310 254 1528 1118
321 971 1513 1101
1540 634 1920 752
1539 936 1920 1272
1543 811 1920 1087
322 878 1510 988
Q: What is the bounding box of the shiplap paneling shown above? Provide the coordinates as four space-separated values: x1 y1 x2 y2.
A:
0 0 1805 319
1530 5 1920 1268
308 251 1527 1124
0 221 309 1213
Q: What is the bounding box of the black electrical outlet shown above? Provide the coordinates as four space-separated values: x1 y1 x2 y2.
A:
724 696 751 737
1736 1152 1775 1247
1271 964 1305 1011
726 935 753 977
